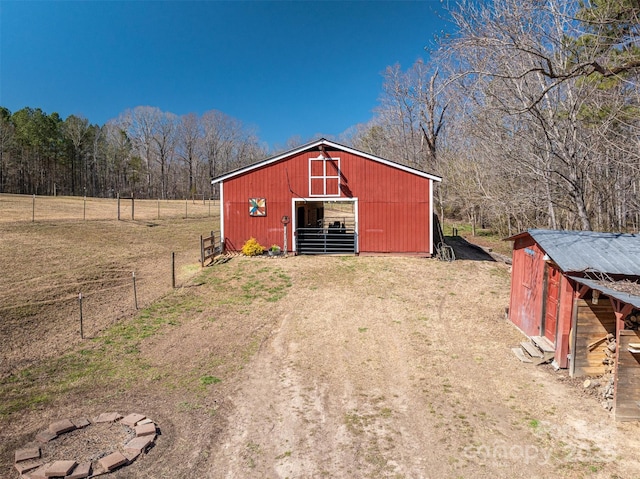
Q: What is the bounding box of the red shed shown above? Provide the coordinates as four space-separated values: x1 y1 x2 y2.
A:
507 229 640 420
212 138 442 255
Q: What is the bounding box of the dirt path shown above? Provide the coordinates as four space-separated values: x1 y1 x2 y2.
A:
204 257 640 479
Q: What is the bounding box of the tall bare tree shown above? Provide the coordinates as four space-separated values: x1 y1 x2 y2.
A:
153 111 178 200
438 0 640 231
177 112 203 200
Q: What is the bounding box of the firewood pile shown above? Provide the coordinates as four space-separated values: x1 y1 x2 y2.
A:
624 312 640 330
602 333 617 375
601 377 615 411
601 333 616 410
579 333 617 411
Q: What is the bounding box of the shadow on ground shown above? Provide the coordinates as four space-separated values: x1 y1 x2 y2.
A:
444 236 502 262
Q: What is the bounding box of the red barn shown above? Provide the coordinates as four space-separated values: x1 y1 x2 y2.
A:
212 138 442 255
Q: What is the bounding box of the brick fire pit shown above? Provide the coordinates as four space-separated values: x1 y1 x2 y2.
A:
14 412 158 478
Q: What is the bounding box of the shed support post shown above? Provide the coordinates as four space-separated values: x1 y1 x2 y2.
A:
555 276 574 369
611 299 633 419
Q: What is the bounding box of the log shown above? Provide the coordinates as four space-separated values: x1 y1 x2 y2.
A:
588 335 609 351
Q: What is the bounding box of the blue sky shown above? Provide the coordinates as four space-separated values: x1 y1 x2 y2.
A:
0 1 450 149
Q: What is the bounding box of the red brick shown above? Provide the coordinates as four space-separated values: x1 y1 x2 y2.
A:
65 462 91 479
98 451 127 471
23 462 51 479
123 449 140 463
14 460 43 474
44 460 76 477
120 413 146 427
95 412 122 423
134 422 156 437
48 419 75 435
15 446 40 462
35 431 57 443
70 418 90 429
124 434 155 454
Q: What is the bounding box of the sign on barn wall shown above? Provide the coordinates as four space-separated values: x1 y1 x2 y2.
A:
249 198 266 216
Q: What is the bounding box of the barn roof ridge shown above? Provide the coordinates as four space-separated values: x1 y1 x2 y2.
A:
211 138 443 184
507 228 640 276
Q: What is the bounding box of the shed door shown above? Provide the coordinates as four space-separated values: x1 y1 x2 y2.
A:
544 265 560 344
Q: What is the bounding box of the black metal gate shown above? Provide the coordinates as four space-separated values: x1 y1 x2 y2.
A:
295 225 357 254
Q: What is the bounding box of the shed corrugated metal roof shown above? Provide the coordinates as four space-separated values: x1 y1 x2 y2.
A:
524 229 640 275
568 276 640 310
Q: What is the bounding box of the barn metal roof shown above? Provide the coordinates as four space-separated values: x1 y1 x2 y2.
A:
569 276 640 310
510 229 640 275
211 138 443 184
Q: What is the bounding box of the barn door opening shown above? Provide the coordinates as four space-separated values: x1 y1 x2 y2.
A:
294 200 357 254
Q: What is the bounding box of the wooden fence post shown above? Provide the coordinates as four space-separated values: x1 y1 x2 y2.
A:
200 236 204 267
117 193 120 221
171 252 176 289
132 271 138 309
78 292 84 339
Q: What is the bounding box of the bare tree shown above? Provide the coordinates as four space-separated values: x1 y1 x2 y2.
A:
103 120 133 196
201 110 246 197
177 112 202 200
122 106 161 196
153 111 178 200
438 0 640 231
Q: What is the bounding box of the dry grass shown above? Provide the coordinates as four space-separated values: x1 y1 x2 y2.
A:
0 194 220 378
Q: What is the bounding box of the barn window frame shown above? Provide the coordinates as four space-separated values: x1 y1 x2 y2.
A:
309 156 341 197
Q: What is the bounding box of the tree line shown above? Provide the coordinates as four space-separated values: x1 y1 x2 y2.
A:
348 0 640 235
0 106 264 199
2 0 639 234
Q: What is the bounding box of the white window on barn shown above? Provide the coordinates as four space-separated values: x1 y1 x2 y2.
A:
309 156 340 197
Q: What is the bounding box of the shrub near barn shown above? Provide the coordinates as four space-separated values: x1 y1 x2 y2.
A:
241 237 265 256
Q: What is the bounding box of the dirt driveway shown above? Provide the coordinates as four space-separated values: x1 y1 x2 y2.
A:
202 256 640 479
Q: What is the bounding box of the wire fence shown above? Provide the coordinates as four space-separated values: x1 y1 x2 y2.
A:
1 250 199 352
0 193 220 223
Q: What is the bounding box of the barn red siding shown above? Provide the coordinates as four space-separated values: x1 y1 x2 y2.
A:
221 149 433 254
509 236 546 336
358 157 430 253
222 153 305 251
